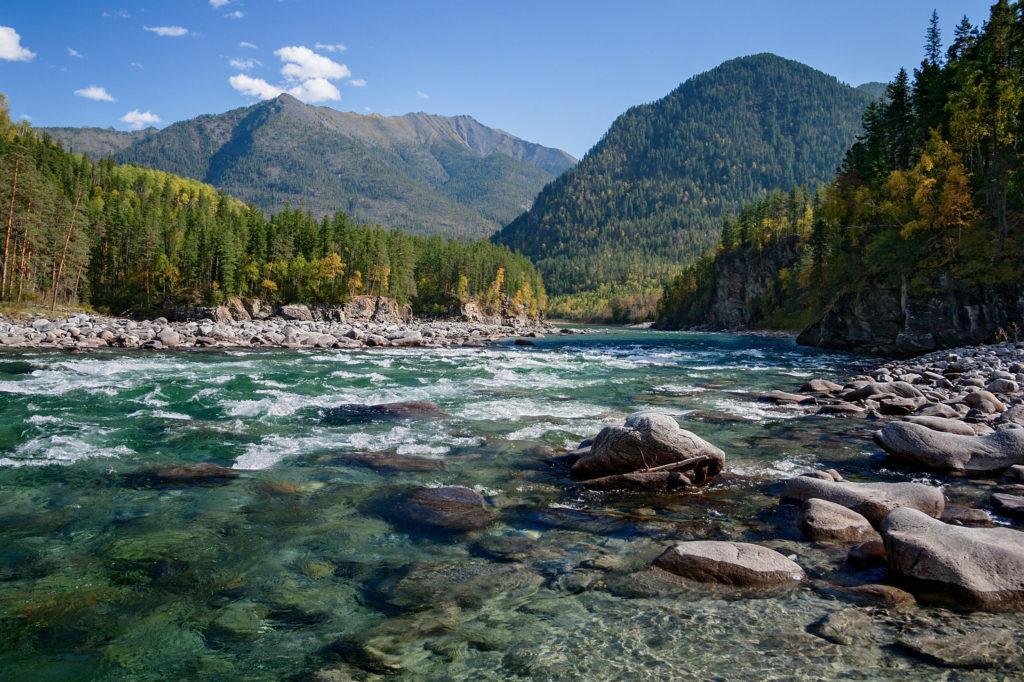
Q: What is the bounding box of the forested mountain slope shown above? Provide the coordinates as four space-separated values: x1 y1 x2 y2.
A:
41 95 576 239
493 53 874 314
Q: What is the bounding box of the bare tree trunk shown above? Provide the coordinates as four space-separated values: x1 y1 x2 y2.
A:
2 157 20 298
72 263 83 303
51 187 82 311
18 249 30 303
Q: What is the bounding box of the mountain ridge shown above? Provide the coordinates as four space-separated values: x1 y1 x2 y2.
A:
40 95 576 238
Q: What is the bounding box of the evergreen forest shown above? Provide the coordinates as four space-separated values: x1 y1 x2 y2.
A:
493 53 875 320
658 5 1024 333
0 99 546 318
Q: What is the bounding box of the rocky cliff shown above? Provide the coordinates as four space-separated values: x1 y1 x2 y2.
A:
705 235 802 329
797 277 1024 355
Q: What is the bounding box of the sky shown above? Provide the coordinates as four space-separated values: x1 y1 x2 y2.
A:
0 1 999 159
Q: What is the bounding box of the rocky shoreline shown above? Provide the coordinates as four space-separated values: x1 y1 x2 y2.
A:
0 298 570 352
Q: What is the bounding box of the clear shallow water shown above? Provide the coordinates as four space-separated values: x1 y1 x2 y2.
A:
0 329 1019 679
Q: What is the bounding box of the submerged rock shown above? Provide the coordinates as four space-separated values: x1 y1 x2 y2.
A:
652 541 805 588
881 506 1024 610
897 630 1022 669
570 412 725 484
155 462 240 482
873 421 1024 475
329 451 445 472
321 401 449 424
781 476 944 526
808 608 872 645
391 486 496 532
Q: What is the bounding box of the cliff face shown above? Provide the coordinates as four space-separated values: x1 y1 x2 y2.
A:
797 277 1024 355
705 235 802 329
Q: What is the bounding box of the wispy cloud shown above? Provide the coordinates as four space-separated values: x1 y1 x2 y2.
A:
210 0 231 7
348 78 367 87
225 11 244 19
120 109 161 129
130 62 143 69
75 86 115 102
143 25 189 37
230 58 261 70
416 90 429 99
103 10 130 19
239 41 257 49
314 42 346 53
68 47 84 58
0 26 36 62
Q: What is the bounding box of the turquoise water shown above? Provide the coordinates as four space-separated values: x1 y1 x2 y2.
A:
0 329 1019 679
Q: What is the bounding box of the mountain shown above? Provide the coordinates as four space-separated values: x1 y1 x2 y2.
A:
855 81 889 100
40 95 576 239
492 54 875 304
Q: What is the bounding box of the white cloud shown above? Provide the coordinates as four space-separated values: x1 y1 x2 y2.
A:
131 62 143 69
209 0 230 7
288 78 340 103
275 45 349 81
75 86 115 102
230 58 261 70
0 26 36 62
18 113 31 121
239 41 257 49
229 74 283 100
120 109 161 129
348 78 367 87
314 42 346 53
68 47 83 58
225 11 244 19
103 10 130 19
416 90 429 99
143 25 189 37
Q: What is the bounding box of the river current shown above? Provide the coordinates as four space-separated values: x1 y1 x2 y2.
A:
0 329 1018 679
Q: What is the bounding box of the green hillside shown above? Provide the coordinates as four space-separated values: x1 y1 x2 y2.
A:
40 95 576 240
493 53 874 319
657 5 1024 347
0 96 546 317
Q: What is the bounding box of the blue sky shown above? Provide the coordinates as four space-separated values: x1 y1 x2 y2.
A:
0 1 998 158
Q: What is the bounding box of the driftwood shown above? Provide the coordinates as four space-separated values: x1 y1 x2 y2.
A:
579 454 721 492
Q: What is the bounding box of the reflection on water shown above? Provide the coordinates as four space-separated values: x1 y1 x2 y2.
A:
0 330 1018 679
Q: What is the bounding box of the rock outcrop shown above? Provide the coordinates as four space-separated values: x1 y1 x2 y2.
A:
797 278 1024 355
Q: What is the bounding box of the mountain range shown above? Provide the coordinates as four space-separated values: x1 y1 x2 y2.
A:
492 54 878 300
41 94 576 238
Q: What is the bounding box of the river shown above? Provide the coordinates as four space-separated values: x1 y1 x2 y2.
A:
0 329 1017 679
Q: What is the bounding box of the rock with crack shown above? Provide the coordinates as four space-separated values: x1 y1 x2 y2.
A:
570 412 725 485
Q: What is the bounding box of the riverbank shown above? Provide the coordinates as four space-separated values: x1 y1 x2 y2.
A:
0 308 567 351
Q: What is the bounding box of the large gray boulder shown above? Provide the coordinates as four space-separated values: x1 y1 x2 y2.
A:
781 476 943 526
570 412 725 483
881 506 1024 610
873 421 1024 475
900 416 976 436
797 498 878 543
653 541 805 587
845 381 923 402
391 486 496 532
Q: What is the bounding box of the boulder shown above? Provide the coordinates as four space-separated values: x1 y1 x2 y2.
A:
915 403 962 419
781 476 943 526
845 381 923 402
797 498 878 543
846 540 887 571
391 486 496 532
569 412 725 484
808 608 871 645
156 329 180 349
965 390 1006 413
873 421 1024 475
991 492 1024 520
901 415 976 436
279 304 313 321
801 379 844 393
344 296 377 321
881 506 1024 610
816 402 866 416
652 541 805 587
224 297 251 322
